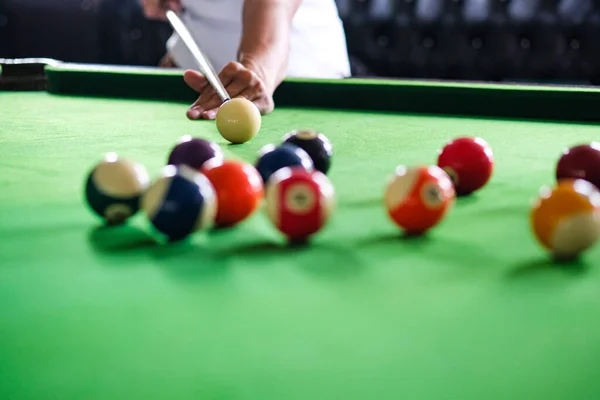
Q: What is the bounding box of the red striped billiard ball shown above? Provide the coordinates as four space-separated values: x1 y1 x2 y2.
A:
437 136 494 196
384 165 455 235
265 167 335 241
556 142 600 190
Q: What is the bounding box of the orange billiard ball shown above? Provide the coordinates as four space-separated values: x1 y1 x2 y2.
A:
201 158 264 228
384 165 455 235
530 179 600 260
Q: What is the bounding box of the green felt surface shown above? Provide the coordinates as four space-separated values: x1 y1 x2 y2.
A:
2 85 600 399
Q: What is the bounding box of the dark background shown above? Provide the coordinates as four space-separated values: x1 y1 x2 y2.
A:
2 0 600 84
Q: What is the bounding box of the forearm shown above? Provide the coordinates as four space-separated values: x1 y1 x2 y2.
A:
237 0 302 92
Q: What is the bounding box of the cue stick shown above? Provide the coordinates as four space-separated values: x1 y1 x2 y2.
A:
165 10 230 103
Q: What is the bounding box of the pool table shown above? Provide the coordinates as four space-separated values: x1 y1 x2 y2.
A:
2 60 600 399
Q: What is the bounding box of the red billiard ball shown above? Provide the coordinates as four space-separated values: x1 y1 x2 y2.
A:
384 165 455 235
265 166 335 241
437 136 494 196
201 159 264 228
556 142 600 190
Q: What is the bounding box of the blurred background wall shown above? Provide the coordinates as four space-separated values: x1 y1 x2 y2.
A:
1 0 599 84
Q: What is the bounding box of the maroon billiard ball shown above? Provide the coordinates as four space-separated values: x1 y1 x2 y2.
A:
264 166 335 241
556 142 600 190
437 136 494 196
167 135 223 170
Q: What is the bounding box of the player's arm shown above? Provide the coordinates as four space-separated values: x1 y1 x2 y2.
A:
184 0 303 119
237 0 303 92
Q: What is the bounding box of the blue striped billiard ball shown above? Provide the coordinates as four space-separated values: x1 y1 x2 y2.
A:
84 153 150 225
254 143 314 185
141 165 217 241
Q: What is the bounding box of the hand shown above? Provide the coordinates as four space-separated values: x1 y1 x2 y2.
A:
141 0 181 20
183 61 275 120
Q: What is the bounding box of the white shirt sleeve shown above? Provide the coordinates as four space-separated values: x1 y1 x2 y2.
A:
166 0 351 79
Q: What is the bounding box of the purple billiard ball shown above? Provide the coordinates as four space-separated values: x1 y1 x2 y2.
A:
167 135 223 170
556 142 600 190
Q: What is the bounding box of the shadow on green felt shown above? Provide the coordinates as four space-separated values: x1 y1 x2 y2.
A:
505 256 590 280
148 237 230 282
214 240 299 256
214 238 367 280
295 243 366 281
454 193 481 206
87 223 157 255
337 197 383 209
354 231 432 248
353 230 504 274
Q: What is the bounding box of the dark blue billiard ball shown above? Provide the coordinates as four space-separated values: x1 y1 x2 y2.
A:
141 165 217 241
85 153 150 225
282 130 333 174
254 143 314 184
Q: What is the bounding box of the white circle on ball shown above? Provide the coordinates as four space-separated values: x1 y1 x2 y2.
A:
420 182 445 209
284 183 317 214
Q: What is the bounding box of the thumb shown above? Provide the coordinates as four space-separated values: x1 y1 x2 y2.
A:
184 70 208 93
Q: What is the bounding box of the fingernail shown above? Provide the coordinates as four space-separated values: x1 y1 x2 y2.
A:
204 110 216 120
188 108 201 119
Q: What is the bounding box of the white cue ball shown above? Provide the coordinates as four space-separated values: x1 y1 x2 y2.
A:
216 98 261 144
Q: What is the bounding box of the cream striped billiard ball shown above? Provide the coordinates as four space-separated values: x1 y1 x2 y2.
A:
384 165 455 235
265 166 335 241
85 153 150 225
530 178 600 260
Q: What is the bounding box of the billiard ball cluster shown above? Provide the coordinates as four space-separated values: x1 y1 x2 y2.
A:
84 129 336 243
530 142 600 260
256 130 336 241
84 131 600 261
